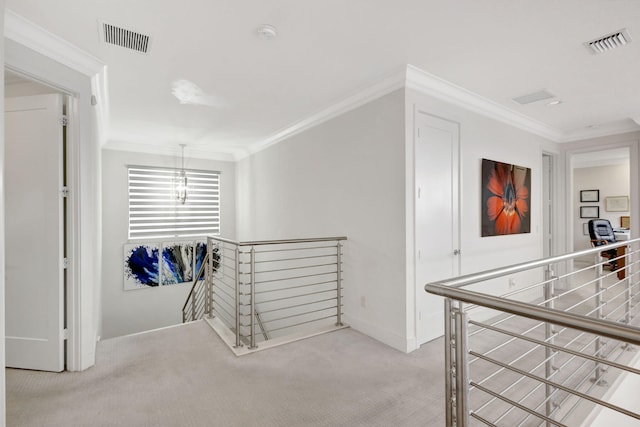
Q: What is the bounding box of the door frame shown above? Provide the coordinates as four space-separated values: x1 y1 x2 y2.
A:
5 24 105 370
411 106 461 348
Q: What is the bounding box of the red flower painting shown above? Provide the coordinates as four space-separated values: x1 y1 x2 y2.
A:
482 159 531 236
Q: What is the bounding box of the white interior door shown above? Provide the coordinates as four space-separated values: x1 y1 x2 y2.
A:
415 112 460 345
5 94 65 372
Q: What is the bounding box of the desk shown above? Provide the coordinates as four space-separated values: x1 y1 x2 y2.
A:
617 246 626 280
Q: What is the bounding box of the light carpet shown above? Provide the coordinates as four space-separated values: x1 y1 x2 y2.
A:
7 322 446 427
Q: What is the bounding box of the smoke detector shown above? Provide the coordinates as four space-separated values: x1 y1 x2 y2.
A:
257 24 277 40
100 21 151 54
586 29 631 54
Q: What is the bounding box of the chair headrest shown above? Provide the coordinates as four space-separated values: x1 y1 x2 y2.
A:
588 219 615 242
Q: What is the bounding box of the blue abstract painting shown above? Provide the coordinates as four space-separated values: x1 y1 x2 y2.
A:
161 242 193 285
124 243 160 289
194 241 207 280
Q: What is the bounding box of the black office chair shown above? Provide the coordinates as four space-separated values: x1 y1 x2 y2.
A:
588 219 618 269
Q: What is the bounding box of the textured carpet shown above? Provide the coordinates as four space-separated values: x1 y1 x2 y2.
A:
6 322 446 427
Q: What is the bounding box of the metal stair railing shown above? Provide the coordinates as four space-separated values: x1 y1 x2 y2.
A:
202 235 347 353
426 238 640 427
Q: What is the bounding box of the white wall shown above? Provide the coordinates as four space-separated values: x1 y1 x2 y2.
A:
5 38 99 371
236 86 558 352
404 89 555 347
573 163 630 251
0 3 6 423
101 149 235 339
236 89 408 350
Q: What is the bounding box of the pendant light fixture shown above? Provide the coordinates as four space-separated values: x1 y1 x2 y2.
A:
176 144 187 204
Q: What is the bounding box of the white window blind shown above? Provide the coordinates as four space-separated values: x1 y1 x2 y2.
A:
128 166 220 240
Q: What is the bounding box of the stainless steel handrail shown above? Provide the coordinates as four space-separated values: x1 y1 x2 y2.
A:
182 252 210 322
426 237 640 426
426 283 640 345
428 238 638 289
207 235 346 351
210 236 347 247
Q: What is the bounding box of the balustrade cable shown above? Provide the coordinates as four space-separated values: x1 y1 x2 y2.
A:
426 238 640 426
182 235 347 355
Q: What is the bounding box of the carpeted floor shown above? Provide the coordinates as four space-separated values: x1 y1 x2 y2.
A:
6 323 446 427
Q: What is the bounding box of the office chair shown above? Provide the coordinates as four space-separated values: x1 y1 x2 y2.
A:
588 219 618 270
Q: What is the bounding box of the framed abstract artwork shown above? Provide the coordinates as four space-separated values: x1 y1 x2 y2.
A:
161 241 194 285
124 243 160 289
481 158 531 237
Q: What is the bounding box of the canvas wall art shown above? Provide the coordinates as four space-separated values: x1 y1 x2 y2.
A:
161 241 194 285
124 243 160 289
481 158 531 237
194 241 207 280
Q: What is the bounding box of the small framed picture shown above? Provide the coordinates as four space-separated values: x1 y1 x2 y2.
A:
605 196 629 212
580 190 599 202
580 206 599 218
583 223 589 236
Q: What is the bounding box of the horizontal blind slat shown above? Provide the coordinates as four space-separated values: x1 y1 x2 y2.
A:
128 166 220 239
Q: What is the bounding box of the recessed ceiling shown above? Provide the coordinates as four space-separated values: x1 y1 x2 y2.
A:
6 1 640 159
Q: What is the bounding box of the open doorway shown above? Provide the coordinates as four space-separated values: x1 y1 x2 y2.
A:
4 70 70 371
571 147 630 266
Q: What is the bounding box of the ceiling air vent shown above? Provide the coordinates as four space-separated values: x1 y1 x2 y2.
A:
512 90 555 105
586 29 631 54
101 22 151 54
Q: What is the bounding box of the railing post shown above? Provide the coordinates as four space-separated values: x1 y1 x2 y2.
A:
544 266 557 425
249 246 257 349
234 245 242 348
444 298 454 427
191 283 196 321
593 254 607 386
336 241 343 327
453 305 469 427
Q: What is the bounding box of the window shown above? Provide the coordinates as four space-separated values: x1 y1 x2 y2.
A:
128 166 220 240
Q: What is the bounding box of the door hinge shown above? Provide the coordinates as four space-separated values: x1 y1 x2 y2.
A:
60 116 68 126
63 258 69 269
63 328 69 340
61 186 69 198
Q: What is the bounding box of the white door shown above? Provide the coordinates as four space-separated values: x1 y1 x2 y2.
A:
5 94 65 372
415 112 460 345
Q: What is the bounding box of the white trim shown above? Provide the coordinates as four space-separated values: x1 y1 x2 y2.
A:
239 68 407 160
4 10 103 76
405 65 564 141
104 140 236 162
4 9 109 145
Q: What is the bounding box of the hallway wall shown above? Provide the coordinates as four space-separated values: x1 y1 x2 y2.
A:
101 149 236 339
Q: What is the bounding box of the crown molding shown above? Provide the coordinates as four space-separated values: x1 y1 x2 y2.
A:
5 9 104 76
405 65 564 142
241 64 570 161
5 9 110 144
103 140 237 162
239 68 407 160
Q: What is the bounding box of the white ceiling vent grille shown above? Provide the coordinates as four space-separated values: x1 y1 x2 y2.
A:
102 22 151 53
512 90 554 105
586 29 631 54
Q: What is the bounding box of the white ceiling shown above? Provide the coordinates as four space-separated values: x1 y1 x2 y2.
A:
5 1 640 160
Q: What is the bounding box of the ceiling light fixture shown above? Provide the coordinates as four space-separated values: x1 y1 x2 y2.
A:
546 100 562 106
176 144 187 205
257 24 277 40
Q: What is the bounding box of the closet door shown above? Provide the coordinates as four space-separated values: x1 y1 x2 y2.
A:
415 111 460 345
5 94 65 371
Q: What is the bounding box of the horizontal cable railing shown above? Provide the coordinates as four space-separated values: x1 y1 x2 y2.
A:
184 235 347 353
426 238 640 426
